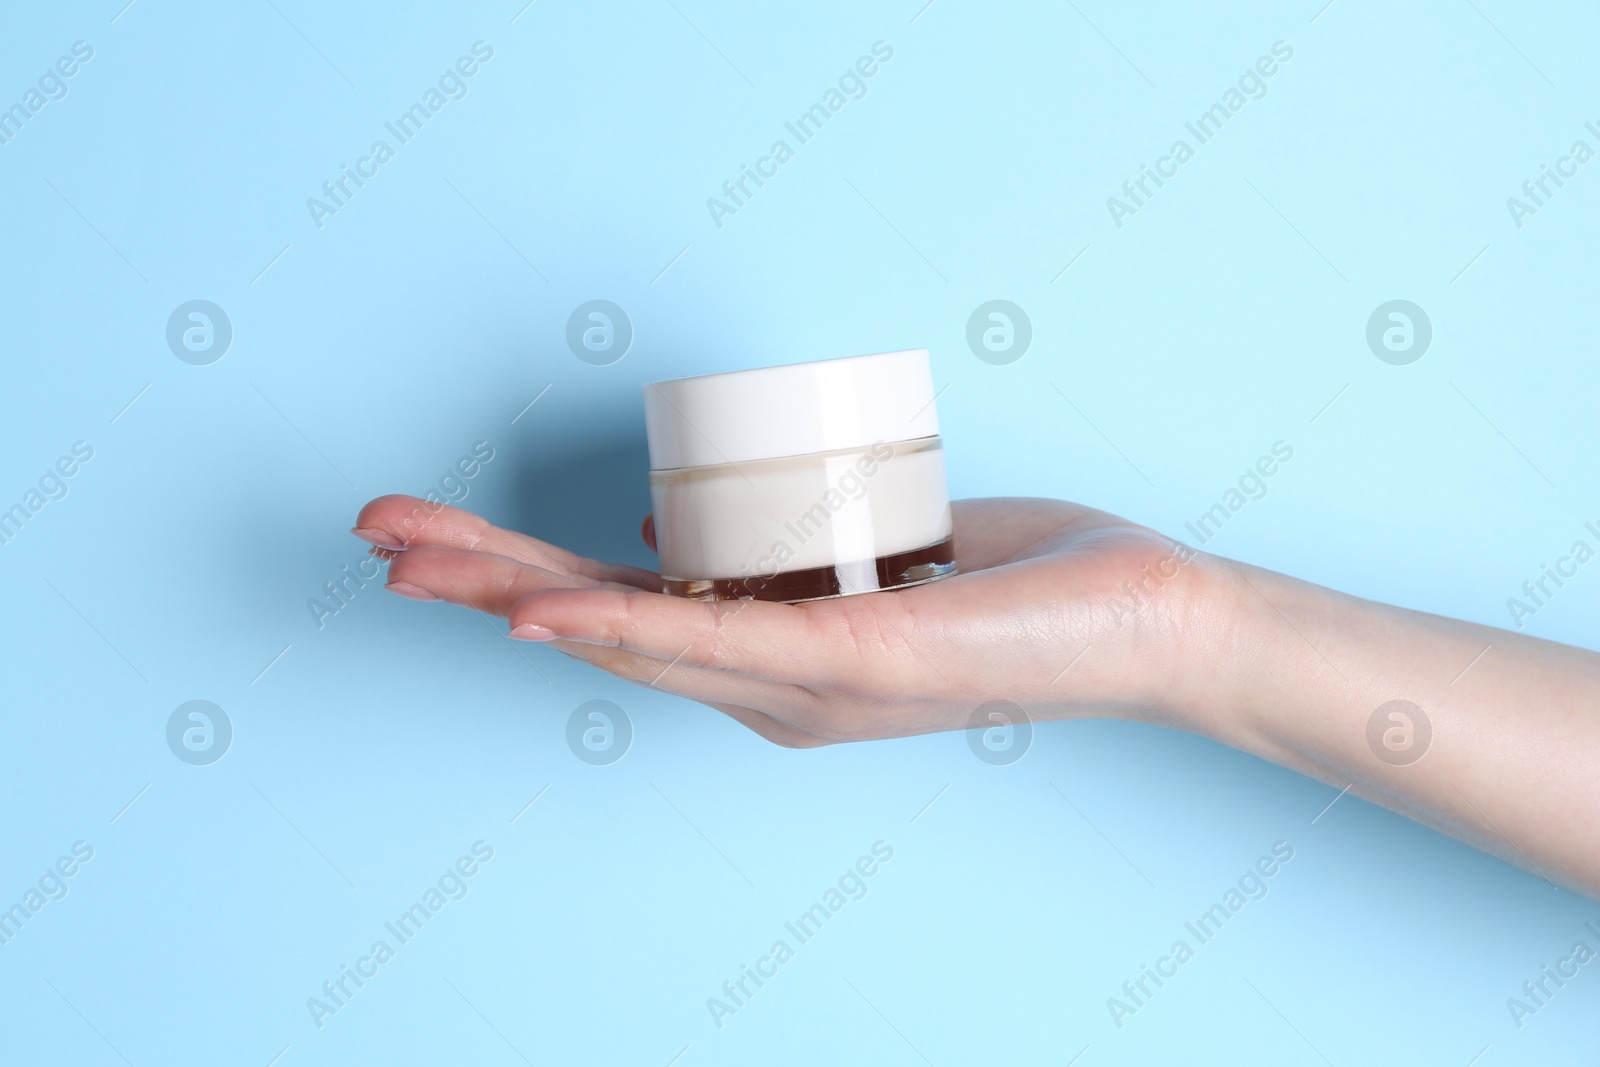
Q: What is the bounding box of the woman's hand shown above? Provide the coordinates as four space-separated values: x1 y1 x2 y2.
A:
354 492 1600 895
352 494 1228 747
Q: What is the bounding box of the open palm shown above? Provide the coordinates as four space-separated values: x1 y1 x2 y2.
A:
355 495 1210 746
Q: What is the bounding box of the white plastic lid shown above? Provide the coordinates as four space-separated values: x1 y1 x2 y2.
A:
643 349 940 469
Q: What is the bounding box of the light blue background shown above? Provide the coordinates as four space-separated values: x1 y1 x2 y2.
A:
2 1 1597 1063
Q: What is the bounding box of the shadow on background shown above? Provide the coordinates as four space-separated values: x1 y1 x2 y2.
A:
499 425 658 575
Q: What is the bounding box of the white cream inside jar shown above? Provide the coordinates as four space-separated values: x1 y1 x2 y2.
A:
643 350 957 603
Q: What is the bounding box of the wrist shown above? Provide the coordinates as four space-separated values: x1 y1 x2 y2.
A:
1039 542 1282 737
1150 553 1326 750
1162 554 1405 775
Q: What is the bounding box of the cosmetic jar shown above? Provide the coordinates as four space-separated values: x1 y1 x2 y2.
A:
643 349 957 603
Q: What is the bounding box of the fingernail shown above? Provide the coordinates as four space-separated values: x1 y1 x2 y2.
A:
510 623 558 642
387 580 441 602
352 527 405 550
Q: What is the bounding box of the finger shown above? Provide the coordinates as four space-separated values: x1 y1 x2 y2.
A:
641 513 657 553
355 494 660 590
386 545 591 617
508 586 837 683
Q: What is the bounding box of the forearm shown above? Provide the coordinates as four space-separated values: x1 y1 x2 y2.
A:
1178 557 1600 896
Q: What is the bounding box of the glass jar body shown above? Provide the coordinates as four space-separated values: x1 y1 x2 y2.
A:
649 435 956 603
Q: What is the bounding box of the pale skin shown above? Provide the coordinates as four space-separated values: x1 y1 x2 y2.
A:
353 494 1600 898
